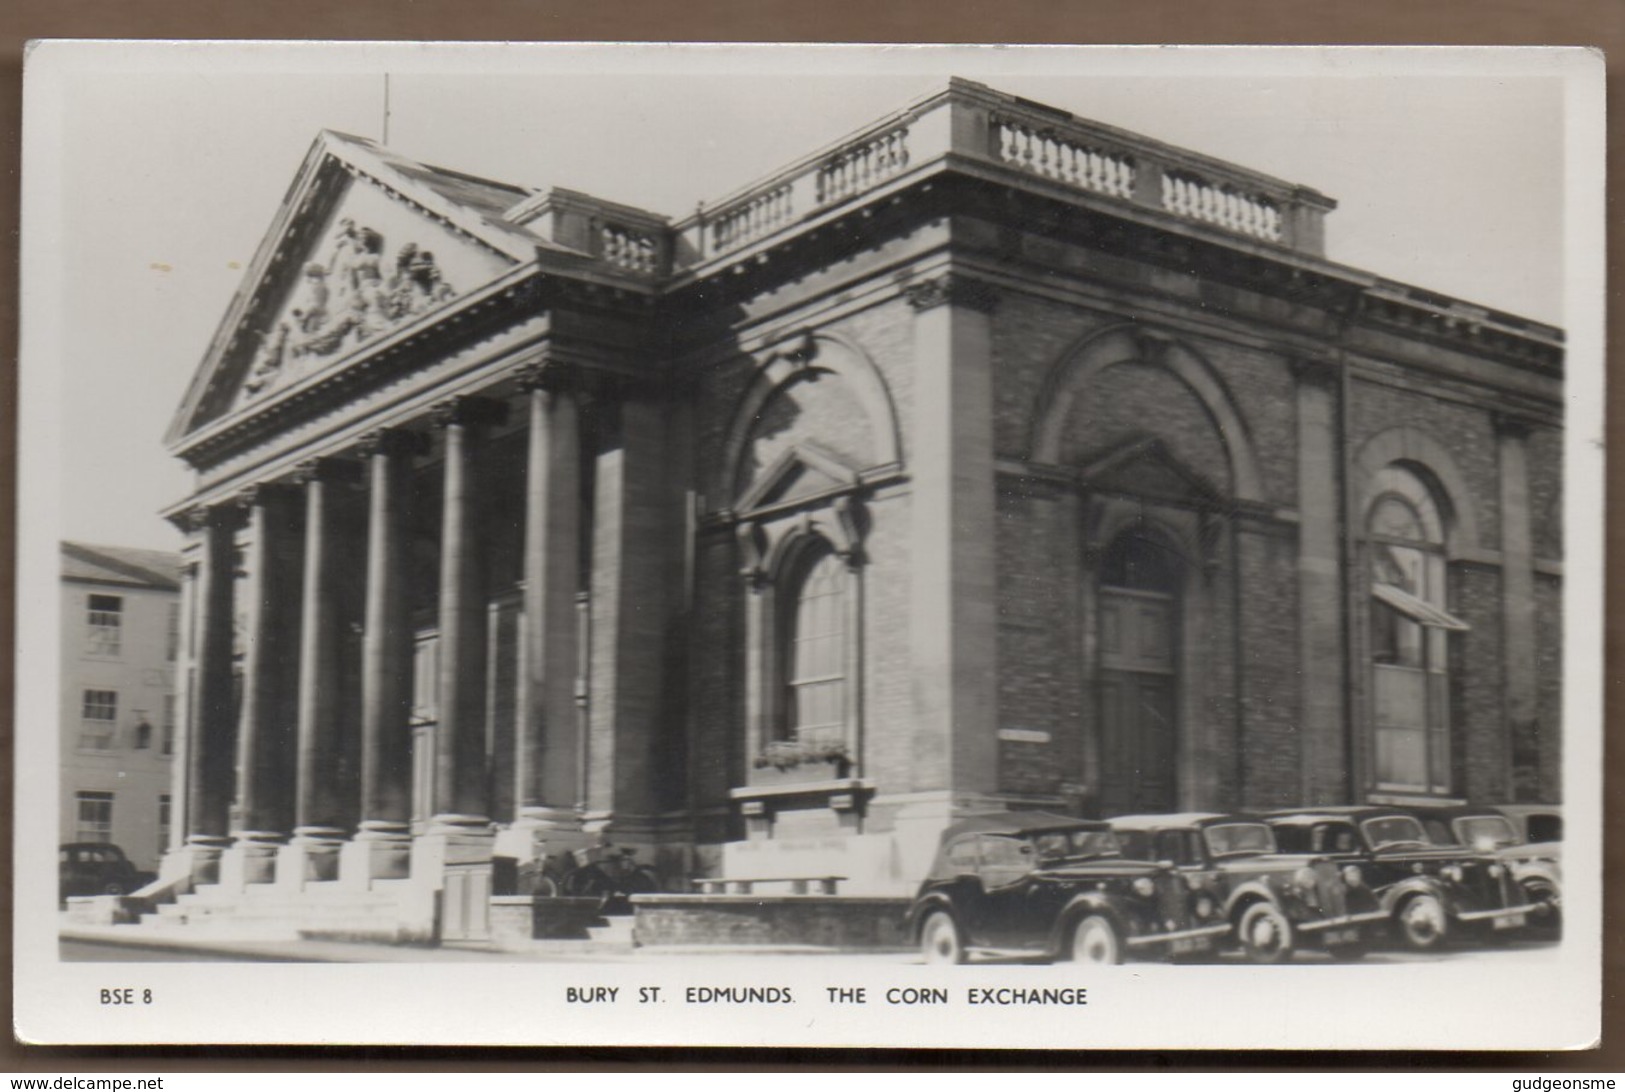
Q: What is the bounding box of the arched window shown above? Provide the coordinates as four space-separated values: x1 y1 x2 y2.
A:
1367 465 1466 795
781 544 847 748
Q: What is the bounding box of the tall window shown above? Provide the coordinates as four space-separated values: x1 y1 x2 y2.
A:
76 791 114 842
1367 465 1465 795
157 794 172 858
79 689 118 750
86 594 123 656
782 545 847 748
166 601 181 661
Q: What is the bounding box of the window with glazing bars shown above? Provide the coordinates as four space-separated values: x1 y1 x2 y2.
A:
86 593 122 656
79 689 117 749
785 549 846 748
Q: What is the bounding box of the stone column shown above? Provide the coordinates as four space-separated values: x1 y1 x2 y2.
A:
220 484 300 890
1496 414 1540 800
899 272 999 863
160 508 237 887
340 428 424 887
279 457 357 887
413 396 504 883
165 557 196 855
586 396 672 840
500 362 584 864
1293 357 1348 804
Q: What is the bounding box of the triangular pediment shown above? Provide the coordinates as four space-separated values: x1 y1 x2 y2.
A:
167 131 545 442
1079 435 1224 506
737 441 861 512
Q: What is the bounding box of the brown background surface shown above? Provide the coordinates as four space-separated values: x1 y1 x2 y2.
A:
1 0 1619 1071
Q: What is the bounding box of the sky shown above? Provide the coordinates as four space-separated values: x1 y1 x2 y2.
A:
23 44 1579 552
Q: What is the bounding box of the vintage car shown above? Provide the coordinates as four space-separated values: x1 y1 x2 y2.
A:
1495 804 1563 847
1108 813 1387 963
1266 807 1532 950
59 842 151 901
1407 803 1562 937
905 811 1231 965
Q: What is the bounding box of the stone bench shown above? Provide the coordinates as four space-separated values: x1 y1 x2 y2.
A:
692 876 846 895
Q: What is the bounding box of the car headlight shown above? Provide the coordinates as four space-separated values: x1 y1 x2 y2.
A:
1292 867 1318 891
1442 865 1464 884
1185 873 1206 891
1487 864 1504 879
1132 877 1156 898
1195 894 1216 919
1341 865 1364 887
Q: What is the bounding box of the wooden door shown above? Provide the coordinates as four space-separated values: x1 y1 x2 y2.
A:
1099 588 1178 815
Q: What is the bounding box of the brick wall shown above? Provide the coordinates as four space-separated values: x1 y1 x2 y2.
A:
1535 572 1563 802
1451 563 1508 801
1350 380 1502 551
1526 425 1564 561
1234 526 1302 808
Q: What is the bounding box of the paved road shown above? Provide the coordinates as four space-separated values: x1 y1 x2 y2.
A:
61 932 1562 965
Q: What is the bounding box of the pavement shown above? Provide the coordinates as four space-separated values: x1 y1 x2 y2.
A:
59 921 1559 965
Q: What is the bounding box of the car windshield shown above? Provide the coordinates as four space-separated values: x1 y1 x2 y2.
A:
1204 823 1275 858
1361 815 1430 850
1032 829 1122 862
1455 816 1519 851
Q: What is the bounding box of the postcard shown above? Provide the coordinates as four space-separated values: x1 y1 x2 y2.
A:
15 41 1604 1049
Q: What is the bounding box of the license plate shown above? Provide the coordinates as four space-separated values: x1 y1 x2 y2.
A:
1171 936 1209 955
1493 913 1527 930
1323 928 1358 947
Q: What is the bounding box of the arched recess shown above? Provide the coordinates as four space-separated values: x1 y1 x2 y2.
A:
720 330 902 506
1028 323 1266 505
1352 426 1482 557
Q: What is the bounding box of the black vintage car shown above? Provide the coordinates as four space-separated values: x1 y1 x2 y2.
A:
1406 804 1562 938
1266 807 1532 950
905 811 1231 965
59 842 151 900
1109 813 1387 963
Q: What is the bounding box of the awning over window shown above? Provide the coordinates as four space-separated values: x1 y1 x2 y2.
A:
1371 582 1471 632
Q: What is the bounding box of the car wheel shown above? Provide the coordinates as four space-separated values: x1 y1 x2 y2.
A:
919 911 965 965
1069 914 1123 965
1237 902 1295 965
1396 893 1449 951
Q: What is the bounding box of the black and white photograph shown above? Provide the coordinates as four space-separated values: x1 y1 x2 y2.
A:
15 42 1604 1050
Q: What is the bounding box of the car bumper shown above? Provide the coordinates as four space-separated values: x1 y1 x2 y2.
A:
1296 910 1390 933
1126 922 1232 950
1454 903 1538 928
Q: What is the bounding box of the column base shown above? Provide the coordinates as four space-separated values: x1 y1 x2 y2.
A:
218 832 287 892
410 815 495 890
159 837 231 887
493 807 590 860
276 827 347 888
337 821 412 889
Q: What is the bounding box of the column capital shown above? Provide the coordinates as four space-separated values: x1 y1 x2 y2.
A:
234 482 298 510
513 357 582 394
902 272 998 314
355 427 430 460
289 455 364 486
170 504 230 534
430 395 508 430
1493 411 1538 440
1289 355 1341 387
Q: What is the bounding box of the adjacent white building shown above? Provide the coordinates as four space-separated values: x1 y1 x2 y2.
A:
60 541 182 872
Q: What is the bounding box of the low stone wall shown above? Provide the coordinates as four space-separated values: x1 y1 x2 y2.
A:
630 895 913 950
488 896 606 948
64 895 146 926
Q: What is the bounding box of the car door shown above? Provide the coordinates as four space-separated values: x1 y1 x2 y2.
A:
975 835 1044 950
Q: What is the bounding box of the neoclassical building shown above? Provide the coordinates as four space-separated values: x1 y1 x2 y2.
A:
155 79 1564 926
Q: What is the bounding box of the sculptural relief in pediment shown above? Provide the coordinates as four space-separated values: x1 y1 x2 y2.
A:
236 176 513 405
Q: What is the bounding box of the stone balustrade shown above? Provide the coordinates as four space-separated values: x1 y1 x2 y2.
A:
672 79 1336 266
